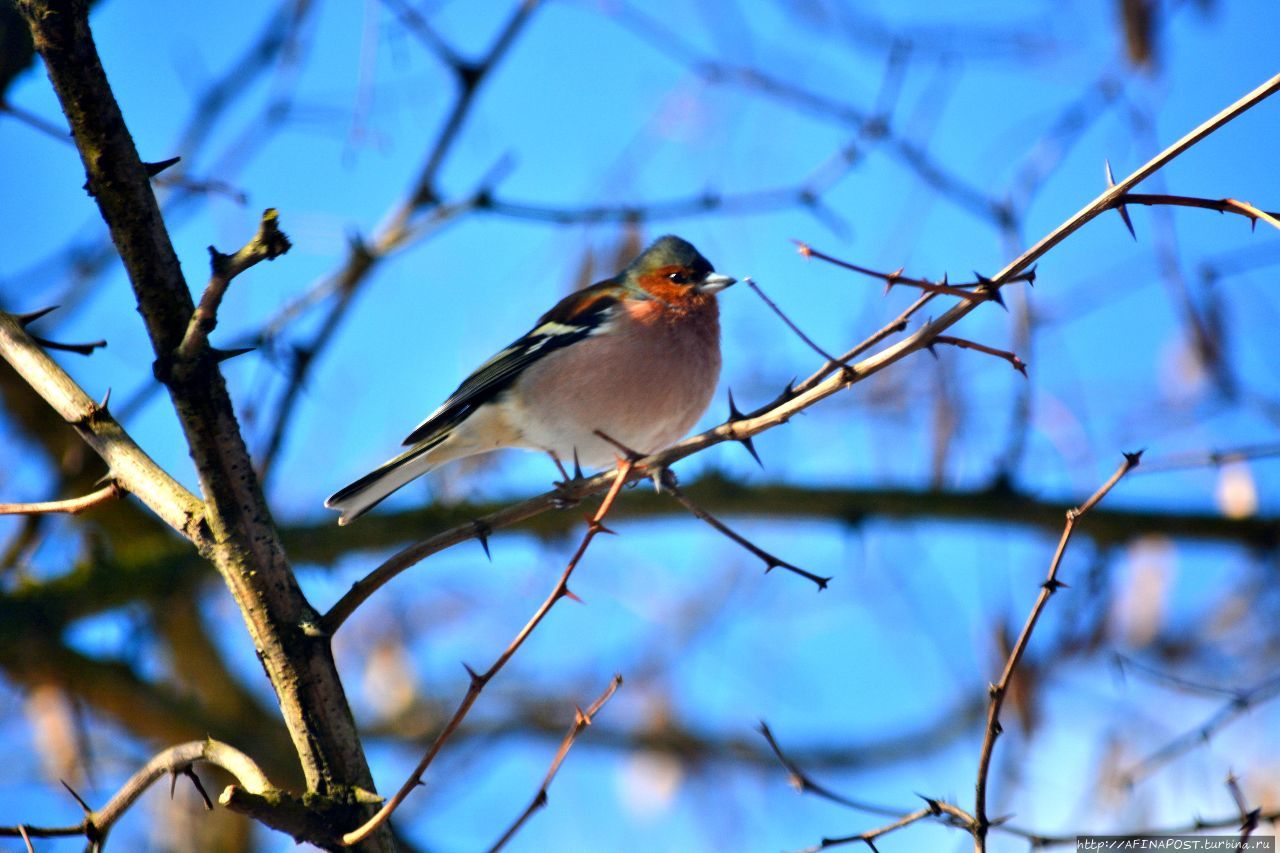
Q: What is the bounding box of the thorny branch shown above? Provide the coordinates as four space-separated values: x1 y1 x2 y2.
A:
973 451 1142 851
759 722 978 849
0 739 271 846
16 2 389 843
1117 193 1280 234
662 476 832 589
1118 670 1280 788
0 309 203 537
177 208 291 363
487 674 624 852
760 719 1280 851
930 335 1028 376
341 459 635 845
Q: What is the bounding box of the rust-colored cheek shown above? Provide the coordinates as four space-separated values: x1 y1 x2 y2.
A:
633 270 715 319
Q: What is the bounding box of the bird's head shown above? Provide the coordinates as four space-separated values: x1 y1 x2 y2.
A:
622 235 736 301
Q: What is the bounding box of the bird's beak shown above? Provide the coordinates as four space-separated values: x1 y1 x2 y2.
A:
697 272 736 294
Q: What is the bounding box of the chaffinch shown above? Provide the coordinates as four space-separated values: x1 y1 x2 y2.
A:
325 235 735 524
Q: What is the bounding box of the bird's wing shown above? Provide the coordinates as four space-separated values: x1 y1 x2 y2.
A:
401 282 623 446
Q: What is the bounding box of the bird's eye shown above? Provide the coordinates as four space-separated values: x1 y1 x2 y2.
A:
667 271 689 284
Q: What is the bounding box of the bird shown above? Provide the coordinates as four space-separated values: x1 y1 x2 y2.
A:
325 235 736 524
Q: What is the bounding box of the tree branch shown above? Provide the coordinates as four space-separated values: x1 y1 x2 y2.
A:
0 739 271 845
0 309 202 537
16 1 388 844
488 674 623 852
341 459 635 845
973 451 1141 850
0 481 122 516
177 208 290 363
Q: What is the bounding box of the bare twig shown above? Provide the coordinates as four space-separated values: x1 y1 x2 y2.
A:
488 675 624 852
1119 670 1280 787
1117 193 1280 232
930 335 1028 376
759 722 978 849
663 478 831 589
0 739 271 844
794 807 939 853
0 310 203 538
973 451 1142 850
793 292 935 396
1002 806 1280 848
797 242 1028 301
743 278 850 373
341 459 635 845
1136 441 1280 473
1225 772 1261 844
0 481 123 516
177 209 291 362
759 722 902 818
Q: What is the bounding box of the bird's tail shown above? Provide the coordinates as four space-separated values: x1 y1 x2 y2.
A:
325 439 445 525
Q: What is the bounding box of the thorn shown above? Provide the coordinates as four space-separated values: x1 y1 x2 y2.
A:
793 240 813 258
472 520 492 561
926 343 939 360
1012 356 1028 377
210 346 255 363
184 767 214 811
99 387 111 410
727 390 764 467
1024 265 1037 287
1123 449 1145 467
593 429 643 462
1117 204 1137 240
562 587 584 604
572 448 583 481
592 521 618 536
144 155 182 177
1107 160 1137 240
883 268 904 295
974 272 1006 310
915 793 942 815
30 334 108 356
61 780 92 814
727 388 746 421
170 768 180 799
462 662 482 686
14 305 59 326
769 378 798 408
208 246 234 279
1042 578 1068 593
